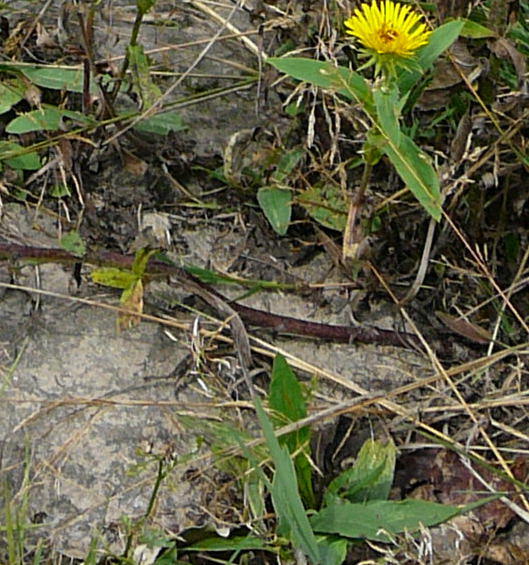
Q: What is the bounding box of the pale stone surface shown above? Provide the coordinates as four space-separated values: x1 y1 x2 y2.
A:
0 296 205 558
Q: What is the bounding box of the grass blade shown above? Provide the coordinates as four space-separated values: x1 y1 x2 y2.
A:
254 396 321 564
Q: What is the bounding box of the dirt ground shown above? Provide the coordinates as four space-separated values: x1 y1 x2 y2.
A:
1 1 529 564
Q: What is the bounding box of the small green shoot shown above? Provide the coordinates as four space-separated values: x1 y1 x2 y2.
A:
323 438 396 506
91 247 157 330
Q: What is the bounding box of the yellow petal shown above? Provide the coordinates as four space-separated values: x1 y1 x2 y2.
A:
344 0 431 57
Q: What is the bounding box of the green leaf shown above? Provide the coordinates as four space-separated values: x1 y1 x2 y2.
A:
267 57 373 112
254 396 321 564
257 186 292 235
381 132 442 220
269 354 314 507
316 536 349 565
133 110 186 135
311 499 462 542
271 148 304 183
60 108 93 122
285 100 305 116
184 265 240 285
153 547 180 564
128 44 161 108
346 438 396 501
246 470 266 523
60 231 86 257
185 536 267 552
0 64 118 94
398 20 465 94
298 183 347 231
325 439 396 505
7 107 61 133
17 66 86 93
184 264 291 292
363 130 384 166
0 80 24 114
91 267 138 289
460 19 496 39
0 142 41 170
374 85 401 148
269 354 307 428
6 106 90 134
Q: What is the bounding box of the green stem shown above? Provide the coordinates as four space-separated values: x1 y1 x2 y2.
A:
111 7 145 101
145 458 166 519
123 456 167 558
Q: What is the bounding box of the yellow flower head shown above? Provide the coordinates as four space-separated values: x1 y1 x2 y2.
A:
345 0 431 58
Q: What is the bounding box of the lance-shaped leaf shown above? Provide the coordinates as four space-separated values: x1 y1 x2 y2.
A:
269 354 314 508
398 20 465 94
267 57 373 113
312 499 460 542
254 396 321 563
373 85 401 147
380 132 442 220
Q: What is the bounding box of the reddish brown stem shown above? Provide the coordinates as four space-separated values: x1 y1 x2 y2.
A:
0 242 423 350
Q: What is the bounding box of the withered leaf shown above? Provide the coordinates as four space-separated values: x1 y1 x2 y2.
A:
436 311 493 344
118 278 144 332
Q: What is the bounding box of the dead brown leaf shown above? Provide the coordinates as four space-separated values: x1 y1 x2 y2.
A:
436 310 493 344
123 151 148 177
490 38 527 87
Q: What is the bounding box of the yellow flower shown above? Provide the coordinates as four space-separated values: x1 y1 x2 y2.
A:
344 0 431 58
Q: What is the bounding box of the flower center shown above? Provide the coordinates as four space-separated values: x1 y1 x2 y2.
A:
378 25 399 44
